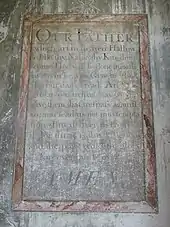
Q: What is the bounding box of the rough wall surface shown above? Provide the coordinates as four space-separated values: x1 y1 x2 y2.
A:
0 0 170 226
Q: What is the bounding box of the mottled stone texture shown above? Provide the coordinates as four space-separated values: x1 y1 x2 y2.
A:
0 0 170 226
0 1 31 226
23 20 144 203
67 0 111 14
35 0 145 14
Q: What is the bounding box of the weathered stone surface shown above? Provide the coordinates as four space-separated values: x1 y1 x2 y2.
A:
35 0 145 14
38 0 112 14
112 0 146 13
0 0 170 226
22 19 145 202
0 1 32 226
68 0 112 14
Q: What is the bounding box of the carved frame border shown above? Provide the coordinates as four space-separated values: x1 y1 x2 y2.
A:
12 14 157 213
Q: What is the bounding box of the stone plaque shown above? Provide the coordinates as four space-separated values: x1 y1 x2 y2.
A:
12 15 157 212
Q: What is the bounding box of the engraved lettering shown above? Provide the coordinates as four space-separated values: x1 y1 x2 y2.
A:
65 33 72 41
68 171 82 185
36 29 51 42
24 20 145 202
103 53 109 60
85 171 99 185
